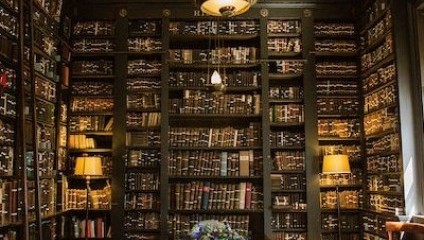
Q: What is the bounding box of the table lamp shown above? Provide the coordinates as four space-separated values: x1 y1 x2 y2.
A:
322 154 351 240
74 156 103 239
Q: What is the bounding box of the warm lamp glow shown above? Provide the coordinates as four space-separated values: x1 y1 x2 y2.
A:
211 70 222 84
322 154 351 174
196 0 257 17
74 156 103 176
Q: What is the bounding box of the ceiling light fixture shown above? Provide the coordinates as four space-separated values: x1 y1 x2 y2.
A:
195 0 257 17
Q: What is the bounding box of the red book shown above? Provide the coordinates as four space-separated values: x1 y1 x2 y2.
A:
245 182 252 209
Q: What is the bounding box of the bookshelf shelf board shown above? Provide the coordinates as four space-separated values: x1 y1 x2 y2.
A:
169 113 262 119
68 149 113 153
317 114 359 119
0 52 17 68
321 229 360 234
362 209 401 218
66 208 111 212
69 131 113 136
317 95 359 99
312 51 357 57
363 79 397 96
314 33 355 39
33 1 60 25
125 189 159 193
268 51 302 57
126 126 161 132
269 99 303 104
35 119 55 127
73 52 116 57
272 228 306 232
364 127 399 140
270 122 304 128
72 34 115 39
68 238 112 240
361 53 395 78
364 102 398 116
127 50 163 56
128 33 161 38
169 146 262 151
168 86 261 92
126 146 161 150
126 108 160 113
168 176 262 181
169 209 263 214
271 189 305 193
39 175 57 179
360 7 390 35
0 114 16 123
272 208 307 213
35 70 58 84
366 190 403 196
320 184 363 189
67 175 112 180
124 228 160 233
70 112 114 116
366 171 401 176
35 95 57 105
318 137 361 142
71 75 115 80
268 33 301 38
125 166 159 172
127 88 161 94
71 94 113 98
366 149 399 158
170 34 259 41
168 62 260 69
0 175 18 179
271 170 305 174
0 27 17 42
270 146 305 151
127 73 161 78
316 74 358 79
320 208 361 213
34 45 57 63
0 1 18 16
268 73 303 80
361 30 392 55
124 208 160 213
0 221 22 229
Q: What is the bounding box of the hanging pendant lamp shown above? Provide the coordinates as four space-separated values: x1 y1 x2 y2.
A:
195 0 257 17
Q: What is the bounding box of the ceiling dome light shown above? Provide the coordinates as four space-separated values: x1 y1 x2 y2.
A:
195 0 257 17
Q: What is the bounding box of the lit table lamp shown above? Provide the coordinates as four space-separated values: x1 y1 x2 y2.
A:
322 154 351 240
74 156 103 240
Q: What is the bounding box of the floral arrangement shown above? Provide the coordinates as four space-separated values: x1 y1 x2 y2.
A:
190 220 246 240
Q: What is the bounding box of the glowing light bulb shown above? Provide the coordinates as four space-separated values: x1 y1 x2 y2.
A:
211 70 222 84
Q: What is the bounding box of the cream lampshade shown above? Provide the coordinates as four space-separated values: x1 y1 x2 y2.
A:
195 0 257 17
322 154 351 174
74 156 103 177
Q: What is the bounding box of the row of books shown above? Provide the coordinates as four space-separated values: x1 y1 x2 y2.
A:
169 20 260 35
273 193 306 210
0 119 14 145
270 130 305 148
317 80 358 96
319 144 361 160
273 151 305 171
127 77 161 91
126 150 160 168
35 100 56 124
34 54 58 81
69 216 112 238
170 182 263 210
363 84 396 113
73 21 115 36
124 212 159 230
72 81 113 95
68 135 96 149
362 63 396 93
269 104 304 123
127 112 161 128
314 23 355 36
73 39 115 53
0 146 13 176
316 62 357 76
168 150 262 177
268 37 302 53
321 213 360 230
127 59 161 76
0 64 16 91
124 193 159 210
168 48 257 64
318 119 361 138
34 27 57 58
128 37 162 52
169 71 260 87
318 98 359 115
368 194 403 214
168 124 261 147
72 60 114 76
270 60 304 75
0 5 18 37
0 180 20 225
127 93 160 110
363 108 398 136
69 116 113 132
366 154 401 173
365 133 399 156
272 213 306 229
320 190 361 209
271 174 306 190
71 97 114 112
125 173 159 191
169 92 261 115
320 169 363 186
128 20 161 35
367 175 402 192
267 20 301 34
269 86 303 100
363 11 392 47
361 34 394 72
273 232 306 240
0 93 16 117
126 131 160 147
315 40 357 53
35 77 56 102
65 185 112 210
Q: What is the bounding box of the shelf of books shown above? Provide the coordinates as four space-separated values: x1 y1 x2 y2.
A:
313 19 363 240
359 0 404 239
167 18 263 240
123 18 162 240
64 19 115 239
0 0 21 238
266 18 308 240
